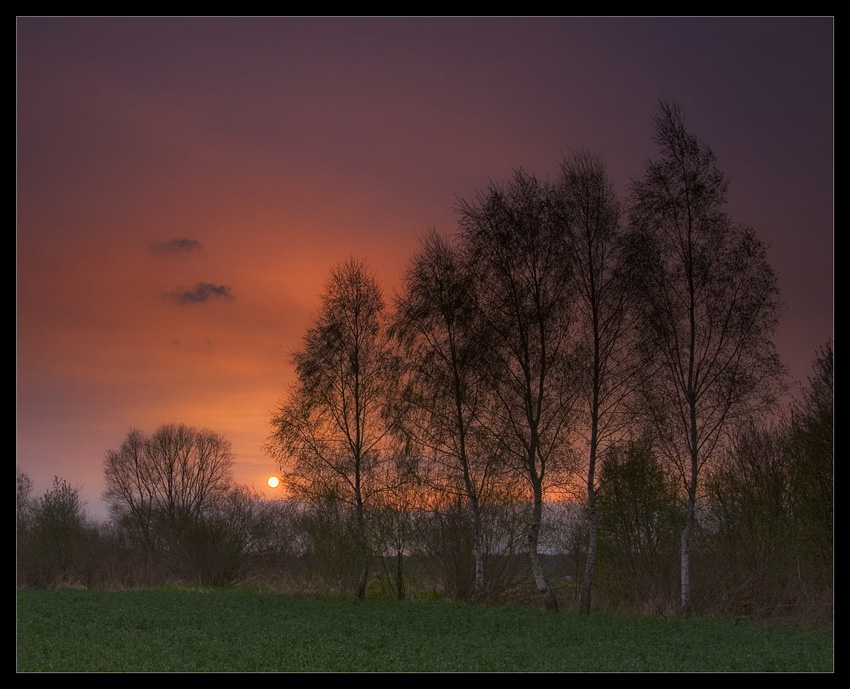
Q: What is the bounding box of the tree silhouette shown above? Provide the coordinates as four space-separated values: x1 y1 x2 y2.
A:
627 100 786 615
554 149 648 614
103 423 233 553
390 229 503 602
267 257 407 598
457 170 580 612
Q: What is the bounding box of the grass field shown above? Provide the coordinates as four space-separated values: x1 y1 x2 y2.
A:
16 588 833 673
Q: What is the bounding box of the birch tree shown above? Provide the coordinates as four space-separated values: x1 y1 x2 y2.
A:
457 170 579 612
390 229 501 603
627 100 786 615
267 257 406 599
553 149 649 614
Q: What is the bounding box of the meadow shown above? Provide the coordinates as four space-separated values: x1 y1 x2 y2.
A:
16 588 833 673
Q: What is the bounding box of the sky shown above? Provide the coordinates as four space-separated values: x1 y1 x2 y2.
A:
16 17 833 519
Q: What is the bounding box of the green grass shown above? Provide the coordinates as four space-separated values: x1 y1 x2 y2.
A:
16 588 833 672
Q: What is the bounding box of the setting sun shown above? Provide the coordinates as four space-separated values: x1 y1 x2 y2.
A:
267 476 279 488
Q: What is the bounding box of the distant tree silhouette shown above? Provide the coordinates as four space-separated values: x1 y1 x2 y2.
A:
16 468 33 532
267 257 408 599
103 423 233 557
626 100 786 616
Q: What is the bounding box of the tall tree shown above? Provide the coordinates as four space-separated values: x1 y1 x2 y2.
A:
554 150 646 614
627 100 786 615
390 229 500 603
267 257 406 599
457 170 579 612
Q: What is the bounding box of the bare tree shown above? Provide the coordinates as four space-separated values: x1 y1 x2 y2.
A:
627 100 786 615
390 229 503 603
266 257 407 599
103 423 234 553
554 149 647 614
457 170 580 612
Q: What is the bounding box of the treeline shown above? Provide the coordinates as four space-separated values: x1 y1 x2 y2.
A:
16 101 832 627
14 344 832 625
16 446 569 601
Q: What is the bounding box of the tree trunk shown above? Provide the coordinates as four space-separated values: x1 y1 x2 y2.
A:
580 407 600 614
528 486 558 612
470 503 485 604
355 498 368 599
357 558 369 599
680 499 694 616
681 420 698 617
580 484 597 614
395 547 405 600
680 466 698 616
682 269 698 617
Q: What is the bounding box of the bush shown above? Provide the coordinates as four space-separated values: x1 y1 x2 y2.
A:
17 476 99 588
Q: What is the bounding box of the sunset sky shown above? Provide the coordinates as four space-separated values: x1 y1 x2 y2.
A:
16 17 833 518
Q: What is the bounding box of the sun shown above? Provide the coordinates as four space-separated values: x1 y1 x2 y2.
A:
267 476 280 488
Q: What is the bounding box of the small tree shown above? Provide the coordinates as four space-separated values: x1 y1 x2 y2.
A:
785 340 833 616
596 438 680 614
703 420 796 619
18 476 96 588
168 485 268 587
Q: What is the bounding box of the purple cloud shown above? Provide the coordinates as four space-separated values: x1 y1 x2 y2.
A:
166 282 234 305
150 238 202 254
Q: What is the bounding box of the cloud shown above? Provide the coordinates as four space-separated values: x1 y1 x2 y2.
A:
150 238 202 254
166 282 234 305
